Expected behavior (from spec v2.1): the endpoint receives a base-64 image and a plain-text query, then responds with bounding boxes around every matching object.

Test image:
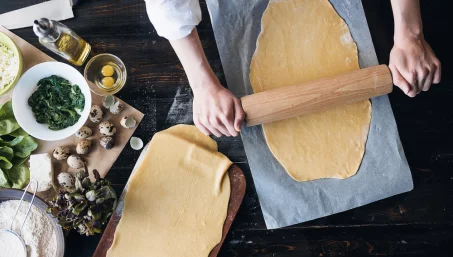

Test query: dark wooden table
[2,1,452,256]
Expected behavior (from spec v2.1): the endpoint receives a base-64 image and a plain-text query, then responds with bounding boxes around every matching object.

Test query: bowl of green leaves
[12,62,92,141]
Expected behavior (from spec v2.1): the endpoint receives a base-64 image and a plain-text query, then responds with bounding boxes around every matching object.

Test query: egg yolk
[101,65,115,77]
[102,77,115,88]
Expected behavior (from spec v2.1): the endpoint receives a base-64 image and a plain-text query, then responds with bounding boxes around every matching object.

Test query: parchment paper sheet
[206,0,413,229]
[0,0,74,30]
[0,26,144,201]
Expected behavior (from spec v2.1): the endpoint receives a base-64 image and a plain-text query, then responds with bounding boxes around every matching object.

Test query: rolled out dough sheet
[249,0,371,181]
[107,125,232,257]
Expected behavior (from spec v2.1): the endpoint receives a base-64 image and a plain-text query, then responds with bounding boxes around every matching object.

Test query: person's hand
[168,29,245,137]
[389,34,441,97]
[192,78,245,137]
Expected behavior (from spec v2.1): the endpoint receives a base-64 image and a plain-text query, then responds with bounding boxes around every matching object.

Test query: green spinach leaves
[28,75,85,130]
[0,101,37,189]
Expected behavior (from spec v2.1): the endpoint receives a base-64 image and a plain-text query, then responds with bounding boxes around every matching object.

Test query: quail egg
[75,126,92,139]
[100,136,115,150]
[57,172,75,189]
[89,105,103,123]
[99,121,116,136]
[67,155,84,169]
[53,146,71,161]
[76,139,92,155]
[109,100,124,115]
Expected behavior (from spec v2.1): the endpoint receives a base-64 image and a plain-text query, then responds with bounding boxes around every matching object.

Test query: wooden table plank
[1,0,452,256]
[220,225,453,256]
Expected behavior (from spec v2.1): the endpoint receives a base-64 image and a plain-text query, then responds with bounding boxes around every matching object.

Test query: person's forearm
[389,0,441,97]
[169,28,218,92]
[391,0,423,41]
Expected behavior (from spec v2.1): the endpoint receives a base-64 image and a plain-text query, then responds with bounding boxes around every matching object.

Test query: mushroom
[76,139,92,155]
[89,105,103,123]
[67,155,84,169]
[53,146,71,161]
[109,100,124,115]
[100,136,114,150]
[99,121,116,136]
[75,126,92,139]
[57,172,75,189]
[120,116,136,129]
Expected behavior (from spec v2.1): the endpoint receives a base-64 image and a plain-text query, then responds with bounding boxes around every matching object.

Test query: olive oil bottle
[33,18,91,66]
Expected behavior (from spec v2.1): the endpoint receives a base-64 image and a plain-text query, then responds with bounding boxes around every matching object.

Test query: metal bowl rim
[0,188,65,257]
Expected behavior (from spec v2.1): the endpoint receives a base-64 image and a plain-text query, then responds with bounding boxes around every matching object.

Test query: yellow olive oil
[33,18,91,66]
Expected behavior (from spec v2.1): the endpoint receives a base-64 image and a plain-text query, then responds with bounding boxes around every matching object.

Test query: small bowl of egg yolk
[84,53,127,96]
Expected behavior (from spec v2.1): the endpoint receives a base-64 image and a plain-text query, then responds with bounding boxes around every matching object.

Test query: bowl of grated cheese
[0,32,22,96]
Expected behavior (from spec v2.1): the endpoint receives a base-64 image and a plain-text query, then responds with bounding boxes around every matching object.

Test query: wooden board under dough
[93,164,246,257]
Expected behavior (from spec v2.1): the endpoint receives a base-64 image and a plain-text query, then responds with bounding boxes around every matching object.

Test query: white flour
[165,86,193,125]
[0,231,25,257]
[0,200,57,257]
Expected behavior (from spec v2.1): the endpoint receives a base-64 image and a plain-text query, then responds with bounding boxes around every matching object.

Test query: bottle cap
[33,18,53,38]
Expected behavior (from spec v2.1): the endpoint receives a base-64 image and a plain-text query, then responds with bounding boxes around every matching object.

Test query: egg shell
[130,137,144,150]
[102,95,115,108]
[109,101,124,115]
[120,116,136,128]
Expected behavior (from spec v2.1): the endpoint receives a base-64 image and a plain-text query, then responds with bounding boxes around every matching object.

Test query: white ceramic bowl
[12,62,92,141]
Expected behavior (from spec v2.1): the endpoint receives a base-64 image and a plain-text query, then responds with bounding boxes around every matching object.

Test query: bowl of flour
[0,189,64,257]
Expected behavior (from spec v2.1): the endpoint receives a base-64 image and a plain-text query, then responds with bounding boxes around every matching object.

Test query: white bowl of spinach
[12,62,92,141]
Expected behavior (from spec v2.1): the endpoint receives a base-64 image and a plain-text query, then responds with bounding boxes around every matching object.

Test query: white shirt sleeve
[144,0,202,40]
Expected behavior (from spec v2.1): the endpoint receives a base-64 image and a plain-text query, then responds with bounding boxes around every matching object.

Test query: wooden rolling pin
[241,64,393,126]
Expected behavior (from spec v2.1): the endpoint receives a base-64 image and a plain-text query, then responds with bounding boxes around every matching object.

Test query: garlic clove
[130,137,143,150]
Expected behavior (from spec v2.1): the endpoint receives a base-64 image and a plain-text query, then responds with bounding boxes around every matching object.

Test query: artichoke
[47,165,117,236]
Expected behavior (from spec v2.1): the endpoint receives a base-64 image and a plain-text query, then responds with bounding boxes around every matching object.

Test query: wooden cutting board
[0,26,144,201]
[93,164,246,257]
